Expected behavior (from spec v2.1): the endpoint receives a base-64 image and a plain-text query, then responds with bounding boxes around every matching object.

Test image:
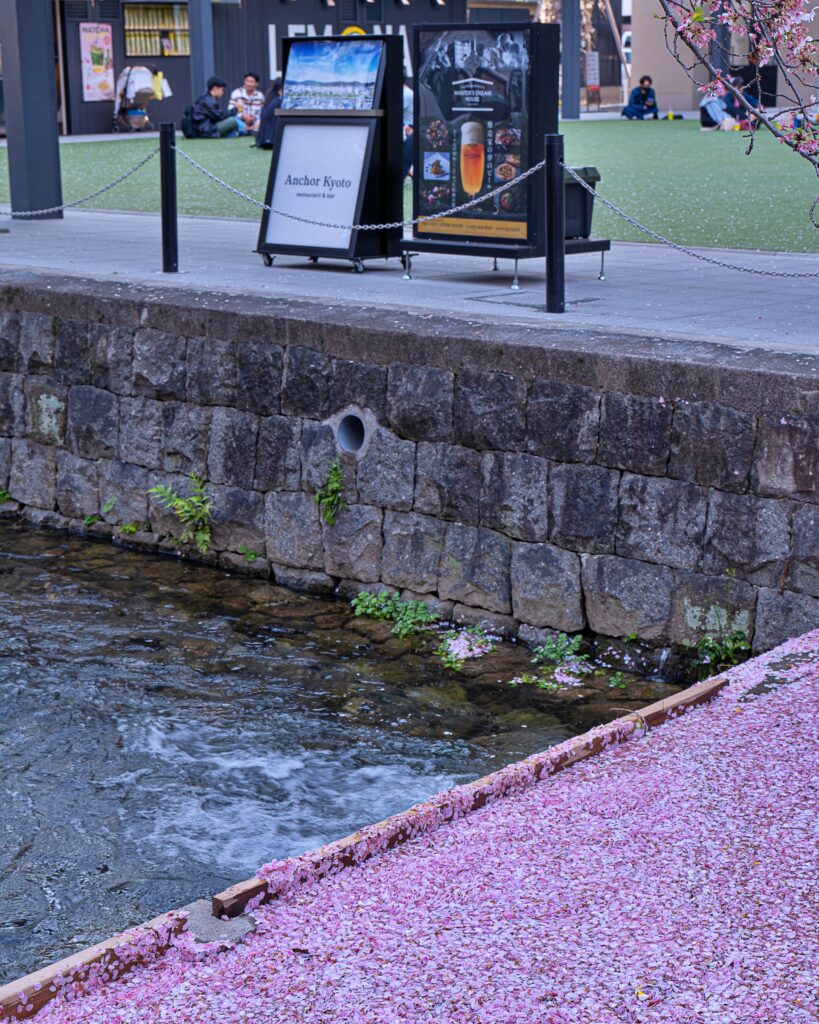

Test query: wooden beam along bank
[0,673,730,1022]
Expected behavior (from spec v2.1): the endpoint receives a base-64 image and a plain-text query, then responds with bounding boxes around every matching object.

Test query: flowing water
[0,523,681,984]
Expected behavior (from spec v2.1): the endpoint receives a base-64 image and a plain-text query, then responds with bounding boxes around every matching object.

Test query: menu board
[282,39,384,111]
[415,27,531,242]
[79,23,115,103]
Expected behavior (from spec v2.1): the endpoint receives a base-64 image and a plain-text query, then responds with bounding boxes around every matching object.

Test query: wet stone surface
[0,523,681,985]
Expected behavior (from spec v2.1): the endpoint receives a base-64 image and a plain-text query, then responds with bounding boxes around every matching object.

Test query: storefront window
[124,4,190,58]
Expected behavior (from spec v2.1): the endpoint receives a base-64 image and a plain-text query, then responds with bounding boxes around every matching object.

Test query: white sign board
[265,122,370,252]
[585,50,600,88]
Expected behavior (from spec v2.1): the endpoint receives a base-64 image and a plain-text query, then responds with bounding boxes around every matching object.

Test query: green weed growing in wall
[313,459,347,526]
[147,474,213,554]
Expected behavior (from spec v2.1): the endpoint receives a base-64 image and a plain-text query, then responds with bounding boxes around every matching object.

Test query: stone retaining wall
[1,274,818,655]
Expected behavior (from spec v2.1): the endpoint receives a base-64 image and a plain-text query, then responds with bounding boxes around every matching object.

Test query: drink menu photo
[414,26,532,242]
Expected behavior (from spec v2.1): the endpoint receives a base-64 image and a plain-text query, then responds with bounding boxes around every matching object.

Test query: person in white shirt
[230,72,265,134]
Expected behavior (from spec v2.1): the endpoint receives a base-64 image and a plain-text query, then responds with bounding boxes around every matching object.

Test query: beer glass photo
[459,121,485,199]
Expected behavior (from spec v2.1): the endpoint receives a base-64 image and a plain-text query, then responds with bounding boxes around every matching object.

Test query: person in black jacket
[190,76,250,138]
[622,76,659,120]
[255,78,283,149]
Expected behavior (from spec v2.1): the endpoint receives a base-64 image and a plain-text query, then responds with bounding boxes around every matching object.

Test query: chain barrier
[562,163,819,280]
[172,144,545,231]
[0,147,160,219]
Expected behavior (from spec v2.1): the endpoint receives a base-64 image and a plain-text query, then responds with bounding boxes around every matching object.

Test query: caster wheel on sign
[261,253,274,268]
[352,259,365,274]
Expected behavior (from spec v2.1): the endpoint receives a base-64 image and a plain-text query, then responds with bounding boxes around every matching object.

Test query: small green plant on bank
[238,544,261,564]
[608,671,627,690]
[147,473,213,554]
[507,672,561,693]
[531,632,588,668]
[102,497,117,515]
[82,514,100,528]
[119,522,139,535]
[351,591,437,639]
[313,459,347,526]
[623,632,639,644]
[687,625,751,681]
[0,489,11,504]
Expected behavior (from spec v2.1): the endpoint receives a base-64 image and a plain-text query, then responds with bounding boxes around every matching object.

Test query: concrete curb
[0,672,728,1021]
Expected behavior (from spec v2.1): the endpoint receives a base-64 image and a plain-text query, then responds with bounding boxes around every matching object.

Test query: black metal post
[545,134,565,314]
[160,123,178,273]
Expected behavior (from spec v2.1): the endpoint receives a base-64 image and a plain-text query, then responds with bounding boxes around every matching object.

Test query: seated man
[190,76,248,138]
[699,90,737,131]
[722,75,761,125]
[230,72,265,134]
[622,76,659,120]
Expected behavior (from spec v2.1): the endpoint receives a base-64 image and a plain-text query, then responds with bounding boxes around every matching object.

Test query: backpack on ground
[181,105,196,139]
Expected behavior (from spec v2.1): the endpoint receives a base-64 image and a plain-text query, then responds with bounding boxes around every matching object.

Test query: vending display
[124,4,190,58]
[412,23,559,247]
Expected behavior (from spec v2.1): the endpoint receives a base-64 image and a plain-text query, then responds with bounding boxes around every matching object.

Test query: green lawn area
[1,120,817,252]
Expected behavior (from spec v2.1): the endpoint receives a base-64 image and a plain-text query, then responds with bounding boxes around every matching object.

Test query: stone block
[381,510,445,593]
[56,452,99,519]
[67,385,118,459]
[255,415,302,491]
[236,339,283,416]
[0,373,25,435]
[452,604,518,638]
[186,337,237,407]
[323,504,383,581]
[356,427,415,511]
[329,360,387,420]
[218,550,270,577]
[549,463,619,554]
[282,347,330,418]
[789,504,819,597]
[701,491,790,587]
[414,442,482,524]
[162,403,211,476]
[54,318,93,384]
[510,541,584,631]
[0,438,10,487]
[598,392,672,476]
[453,369,526,450]
[132,328,187,400]
[92,326,133,395]
[9,439,56,509]
[439,524,511,614]
[265,490,324,570]
[582,554,674,639]
[118,396,164,468]
[668,571,757,646]
[752,413,819,502]
[0,312,19,372]
[387,363,453,442]
[272,564,337,594]
[98,460,149,525]
[208,407,259,488]
[669,401,755,492]
[525,379,600,463]
[616,474,707,570]
[753,588,819,652]
[23,507,68,530]
[24,378,67,446]
[18,313,54,374]
[480,451,549,542]
[209,484,266,553]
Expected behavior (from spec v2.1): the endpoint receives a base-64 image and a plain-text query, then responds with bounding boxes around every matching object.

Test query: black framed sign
[257,34,402,268]
[412,23,559,248]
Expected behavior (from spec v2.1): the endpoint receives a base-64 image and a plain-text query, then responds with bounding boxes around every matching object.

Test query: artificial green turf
[1,120,817,252]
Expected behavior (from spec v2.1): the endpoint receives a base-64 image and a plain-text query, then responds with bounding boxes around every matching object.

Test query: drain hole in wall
[337,414,366,453]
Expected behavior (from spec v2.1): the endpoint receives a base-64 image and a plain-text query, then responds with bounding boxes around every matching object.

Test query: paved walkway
[11,632,818,1024]
[0,210,817,355]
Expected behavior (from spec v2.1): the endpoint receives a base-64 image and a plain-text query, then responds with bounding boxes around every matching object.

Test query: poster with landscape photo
[282,39,383,111]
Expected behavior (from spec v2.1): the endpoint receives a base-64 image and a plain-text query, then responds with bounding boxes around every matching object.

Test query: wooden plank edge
[213,671,730,918]
[0,910,187,1023]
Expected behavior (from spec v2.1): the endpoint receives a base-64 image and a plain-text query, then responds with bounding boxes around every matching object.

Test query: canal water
[0,523,680,984]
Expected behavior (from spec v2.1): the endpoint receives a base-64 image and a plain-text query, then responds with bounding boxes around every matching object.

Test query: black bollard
[544,134,565,314]
[160,122,178,273]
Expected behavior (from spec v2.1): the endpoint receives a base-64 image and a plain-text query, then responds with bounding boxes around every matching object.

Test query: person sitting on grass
[230,72,265,134]
[622,75,659,120]
[255,78,283,150]
[699,90,738,132]
[190,76,249,138]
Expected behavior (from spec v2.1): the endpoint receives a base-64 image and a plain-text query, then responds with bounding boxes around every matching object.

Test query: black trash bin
[563,166,601,239]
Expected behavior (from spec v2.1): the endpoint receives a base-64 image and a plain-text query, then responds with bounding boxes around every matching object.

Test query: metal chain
[173,144,544,231]
[0,147,160,219]
[562,163,819,280]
